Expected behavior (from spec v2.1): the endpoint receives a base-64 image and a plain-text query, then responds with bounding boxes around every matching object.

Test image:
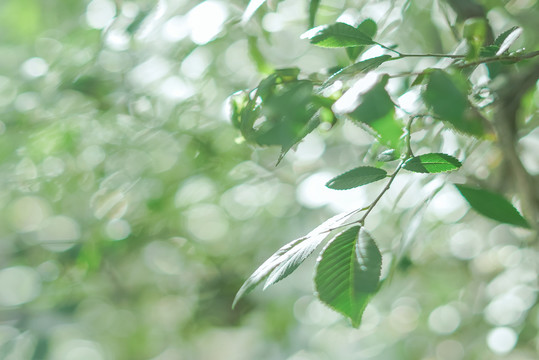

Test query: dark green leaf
[423,70,485,137]
[455,184,530,228]
[326,166,387,190]
[232,210,357,307]
[301,22,374,48]
[315,226,382,327]
[494,26,520,47]
[308,0,320,28]
[346,19,377,61]
[403,153,462,173]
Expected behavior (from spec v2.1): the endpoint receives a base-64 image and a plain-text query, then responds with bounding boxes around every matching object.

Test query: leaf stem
[358,116,416,225]
[456,50,539,69]
[359,161,404,225]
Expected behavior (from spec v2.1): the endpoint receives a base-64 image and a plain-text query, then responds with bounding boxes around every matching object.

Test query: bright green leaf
[301,22,374,48]
[315,226,382,327]
[403,153,462,173]
[455,184,530,229]
[326,166,387,190]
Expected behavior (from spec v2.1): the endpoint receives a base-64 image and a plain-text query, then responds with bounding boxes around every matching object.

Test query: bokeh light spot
[0,266,41,306]
[486,327,517,354]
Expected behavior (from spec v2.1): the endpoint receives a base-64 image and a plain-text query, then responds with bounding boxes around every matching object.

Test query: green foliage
[301,22,374,48]
[3,0,538,358]
[423,69,486,137]
[455,184,530,228]
[315,226,381,327]
[403,153,462,173]
[231,0,538,332]
[346,19,378,61]
[326,166,387,190]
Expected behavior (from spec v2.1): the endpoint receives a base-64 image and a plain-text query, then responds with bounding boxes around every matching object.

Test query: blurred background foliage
[0,0,537,359]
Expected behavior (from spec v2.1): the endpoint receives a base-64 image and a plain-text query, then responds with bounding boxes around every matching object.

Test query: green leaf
[347,19,377,61]
[301,22,374,48]
[323,55,392,89]
[315,226,382,327]
[455,184,530,229]
[403,153,462,173]
[263,209,357,288]
[308,0,320,28]
[334,75,403,149]
[423,69,485,137]
[232,210,357,307]
[326,166,387,190]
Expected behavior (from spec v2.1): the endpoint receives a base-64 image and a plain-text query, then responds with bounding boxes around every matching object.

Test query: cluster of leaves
[231,1,534,327]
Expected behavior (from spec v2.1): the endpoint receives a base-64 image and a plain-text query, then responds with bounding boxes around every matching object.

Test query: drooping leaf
[326,166,387,190]
[308,0,320,28]
[233,237,304,308]
[334,75,402,149]
[423,70,486,137]
[263,209,358,288]
[232,209,358,307]
[242,0,266,23]
[455,184,530,228]
[347,19,378,61]
[322,55,392,89]
[403,153,462,173]
[301,22,374,48]
[496,27,522,55]
[315,226,382,327]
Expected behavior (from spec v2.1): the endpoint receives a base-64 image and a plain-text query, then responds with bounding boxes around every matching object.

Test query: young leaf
[403,153,462,173]
[326,166,387,190]
[423,70,486,137]
[495,27,522,55]
[233,209,358,307]
[301,22,374,48]
[315,226,382,327]
[308,0,320,28]
[455,184,530,229]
